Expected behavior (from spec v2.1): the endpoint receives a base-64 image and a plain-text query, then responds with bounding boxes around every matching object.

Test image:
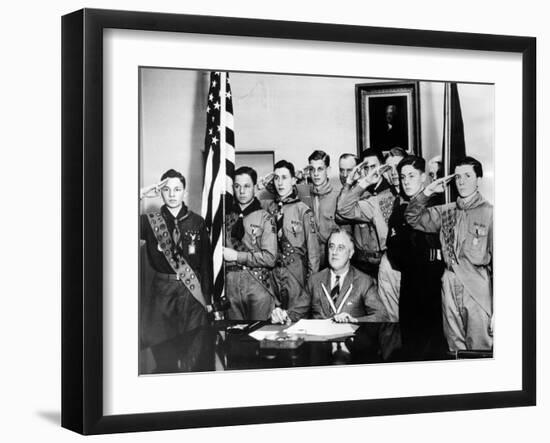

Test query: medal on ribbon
[188,233,197,255]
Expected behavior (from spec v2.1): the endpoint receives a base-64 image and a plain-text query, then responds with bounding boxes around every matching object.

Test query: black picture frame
[355,81,421,156]
[62,8,536,435]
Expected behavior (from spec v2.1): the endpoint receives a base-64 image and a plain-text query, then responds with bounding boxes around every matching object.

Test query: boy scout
[271,229,388,323]
[386,156,446,359]
[376,148,406,321]
[223,166,277,320]
[336,149,397,278]
[383,147,407,194]
[307,150,341,266]
[265,160,320,314]
[405,156,493,351]
[139,169,212,349]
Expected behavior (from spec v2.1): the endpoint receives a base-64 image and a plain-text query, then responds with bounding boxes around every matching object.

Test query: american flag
[201,72,235,308]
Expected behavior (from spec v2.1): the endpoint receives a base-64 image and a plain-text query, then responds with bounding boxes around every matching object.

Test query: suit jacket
[288,266,389,322]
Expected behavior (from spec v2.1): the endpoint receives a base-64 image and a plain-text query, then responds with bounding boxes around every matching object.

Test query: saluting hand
[346,162,364,186]
[423,174,455,196]
[257,172,275,190]
[378,164,393,182]
[140,178,168,200]
[356,165,382,189]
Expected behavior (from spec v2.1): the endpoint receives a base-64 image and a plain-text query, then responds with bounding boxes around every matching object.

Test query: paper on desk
[248,325,284,341]
[285,319,358,336]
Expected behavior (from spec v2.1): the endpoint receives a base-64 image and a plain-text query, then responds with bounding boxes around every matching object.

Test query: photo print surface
[138,67,494,375]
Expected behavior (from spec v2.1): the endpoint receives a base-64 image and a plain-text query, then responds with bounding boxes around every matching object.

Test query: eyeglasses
[328,244,347,253]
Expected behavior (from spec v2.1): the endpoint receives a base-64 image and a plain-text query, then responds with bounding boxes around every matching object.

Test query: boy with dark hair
[306,149,341,266]
[384,155,447,359]
[223,166,278,320]
[405,155,493,352]
[139,169,213,368]
[266,160,320,317]
[336,148,397,278]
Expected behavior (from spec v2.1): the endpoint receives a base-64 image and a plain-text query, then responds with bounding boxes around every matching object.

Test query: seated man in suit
[271,228,388,324]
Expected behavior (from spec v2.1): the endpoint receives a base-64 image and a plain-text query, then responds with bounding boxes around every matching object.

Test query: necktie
[232,212,245,241]
[331,275,340,302]
[276,201,284,241]
[172,224,181,248]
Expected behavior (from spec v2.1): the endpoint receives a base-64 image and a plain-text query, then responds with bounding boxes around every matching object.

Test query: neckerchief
[311,179,333,197]
[161,204,189,259]
[456,191,485,210]
[230,198,262,241]
[311,179,333,228]
[275,189,299,242]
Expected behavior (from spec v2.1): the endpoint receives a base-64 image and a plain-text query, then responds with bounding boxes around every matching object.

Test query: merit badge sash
[441,205,458,265]
[377,192,396,224]
[147,212,207,308]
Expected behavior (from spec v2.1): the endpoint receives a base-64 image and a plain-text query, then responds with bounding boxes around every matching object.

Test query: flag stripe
[201,71,236,306]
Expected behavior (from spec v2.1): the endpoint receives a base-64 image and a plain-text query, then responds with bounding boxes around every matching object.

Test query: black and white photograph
[138,68,494,374]
[53,4,540,438]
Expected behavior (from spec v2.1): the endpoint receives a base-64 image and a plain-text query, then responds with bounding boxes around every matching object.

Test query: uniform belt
[428,248,442,262]
[155,272,182,281]
[226,264,264,272]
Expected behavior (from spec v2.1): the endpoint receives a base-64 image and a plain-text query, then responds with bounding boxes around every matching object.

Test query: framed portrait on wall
[356,81,421,156]
[62,8,536,435]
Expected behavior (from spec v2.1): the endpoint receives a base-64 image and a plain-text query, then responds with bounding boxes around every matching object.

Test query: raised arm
[404,192,443,234]
[336,184,378,222]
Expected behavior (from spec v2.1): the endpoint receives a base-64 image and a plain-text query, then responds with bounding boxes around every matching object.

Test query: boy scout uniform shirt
[225,208,277,269]
[265,198,321,279]
[140,206,213,304]
[336,179,396,256]
[309,182,341,245]
[405,191,493,315]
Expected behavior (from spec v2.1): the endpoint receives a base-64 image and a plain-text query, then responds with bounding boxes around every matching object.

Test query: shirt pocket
[464,222,489,264]
[285,222,304,242]
[247,224,264,245]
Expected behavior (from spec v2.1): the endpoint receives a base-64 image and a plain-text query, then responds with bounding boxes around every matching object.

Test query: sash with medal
[276,228,307,293]
[147,212,207,308]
